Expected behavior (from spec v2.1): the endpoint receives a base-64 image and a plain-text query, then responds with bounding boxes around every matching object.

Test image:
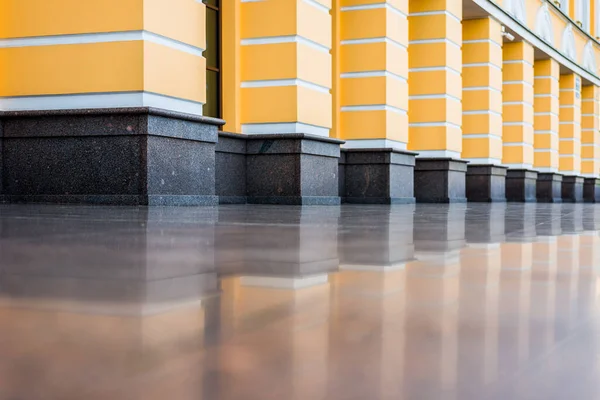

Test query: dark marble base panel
[505,169,538,202]
[537,173,563,203]
[0,108,223,206]
[466,164,507,202]
[584,178,600,203]
[340,148,416,204]
[216,132,343,205]
[414,158,468,203]
[561,175,584,203]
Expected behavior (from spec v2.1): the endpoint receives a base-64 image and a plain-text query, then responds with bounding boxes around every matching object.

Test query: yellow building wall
[581,85,600,175]
[462,17,503,164]
[408,0,463,157]
[503,41,535,168]
[558,73,582,174]
[0,0,207,115]
[534,59,561,171]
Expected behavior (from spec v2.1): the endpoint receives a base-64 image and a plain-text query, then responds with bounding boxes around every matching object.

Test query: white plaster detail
[504,0,526,22]
[241,122,330,136]
[561,24,577,61]
[343,139,408,151]
[535,3,555,45]
[582,41,597,73]
[0,92,204,115]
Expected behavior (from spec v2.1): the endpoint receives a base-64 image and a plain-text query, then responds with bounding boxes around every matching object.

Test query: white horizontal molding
[241,122,330,137]
[0,91,204,115]
[463,38,502,48]
[415,149,462,158]
[0,30,205,56]
[463,157,503,164]
[534,149,559,153]
[534,130,559,135]
[341,104,407,114]
[503,142,534,147]
[341,37,407,50]
[302,0,330,13]
[534,75,559,81]
[463,110,502,116]
[463,62,502,70]
[463,86,502,93]
[341,2,407,18]
[409,94,461,102]
[409,65,461,75]
[241,35,330,53]
[534,112,560,116]
[341,70,407,82]
[342,139,408,151]
[463,133,502,139]
[504,121,533,126]
[503,60,534,67]
[503,163,534,169]
[503,101,534,106]
[536,167,559,172]
[409,10,461,24]
[409,121,461,129]
[503,80,533,87]
[409,38,461,49]
[241,79,330,93]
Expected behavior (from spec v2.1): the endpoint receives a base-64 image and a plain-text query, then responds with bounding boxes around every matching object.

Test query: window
[203,0,221,118]
[561,0,569,14]
[576,0,590,30]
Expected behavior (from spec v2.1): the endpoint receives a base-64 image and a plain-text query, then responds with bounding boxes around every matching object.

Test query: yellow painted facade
[2,0,600,177]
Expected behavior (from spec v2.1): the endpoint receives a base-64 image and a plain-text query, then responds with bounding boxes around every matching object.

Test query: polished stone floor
[1,203,600,399]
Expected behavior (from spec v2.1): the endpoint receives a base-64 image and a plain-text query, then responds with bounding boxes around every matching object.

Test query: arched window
[203,0,221,118]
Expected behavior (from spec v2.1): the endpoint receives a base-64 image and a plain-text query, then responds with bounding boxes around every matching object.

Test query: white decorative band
[559,88,578,92]
[534,149,559,153]
[534,112,559,116]
[341,2,407,18]
[503,60,534,67]
[409,66,461,75]
[342,139,408,151]
[0,30,205,56]
[241,79,330,93]
[503,80,533,86]
[463,62,502,71]
[463,157,503,164]
[534,94,559,98]
[463,39,502,48]
[409,10,461,23]
[341,70,407,82]
[409,38,461,49]
[559,121,581,125]
[503,101,534,106]
[535,167,559,172]
[503,142,534,147]
[341,37,407,50]
[534,130,559,135]
[341,105,407,114]
[534,75,559,81]
[463,86,502,93]
[559,138,582,142]
[241,122,330,137]
[0,91,204,115]
[503,163,534,169]
[581,113,596,116]
[409,94,461,102]
[463,134,502,139]
[241,35,330,53]
[409,122,461,129]
[415,150,462,158]
[463,110,502,116]
[302,0,331,13]
[503,122,533,126]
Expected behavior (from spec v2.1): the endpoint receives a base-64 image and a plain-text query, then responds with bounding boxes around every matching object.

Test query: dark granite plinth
[414,158,467,203]
[536,173,563,203]
[561,175,584,203]
[245,133,342,205]
[584,178,600,203]
[0,108,222,205]
[340,148,416,204]
[505,169,538,202]
[216,132,247,204]
[466,164,507,202]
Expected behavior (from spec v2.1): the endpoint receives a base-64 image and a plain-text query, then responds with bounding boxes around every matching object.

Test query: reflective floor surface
[1,203,600,399]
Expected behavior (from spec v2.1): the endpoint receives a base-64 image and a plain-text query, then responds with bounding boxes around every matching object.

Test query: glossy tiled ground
[1,204,600,399]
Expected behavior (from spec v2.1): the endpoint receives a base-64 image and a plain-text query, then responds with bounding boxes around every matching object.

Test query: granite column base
[584,178,600,203]
[339,148,416,204]
[0,108,222,205]
[536,173,563,203]
[465,164,507,202]
[505,169,538,202]
[215,132,342,205]
[561,175,584,203]
[414,158,468,203]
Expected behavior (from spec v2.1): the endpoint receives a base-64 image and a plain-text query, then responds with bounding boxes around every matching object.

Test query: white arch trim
[535,3,555,45]
[561,24,577,60]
